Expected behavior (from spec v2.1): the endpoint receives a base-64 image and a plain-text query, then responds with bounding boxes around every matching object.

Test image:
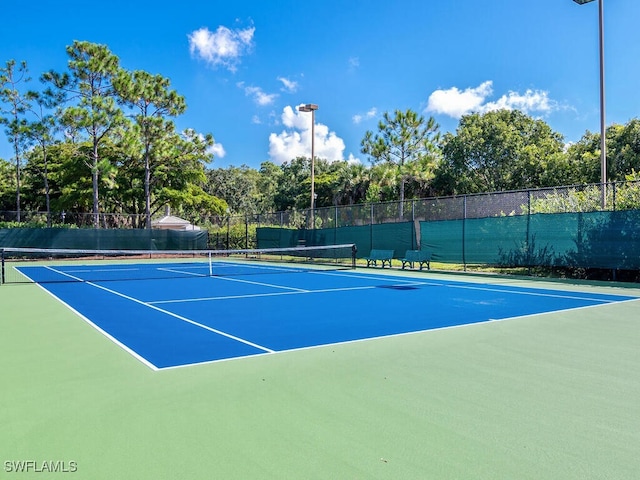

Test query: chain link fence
[3,181,640,251]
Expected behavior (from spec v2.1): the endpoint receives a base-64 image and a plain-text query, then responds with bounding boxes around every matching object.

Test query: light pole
[299,103,319,227]
[573,0,606,207]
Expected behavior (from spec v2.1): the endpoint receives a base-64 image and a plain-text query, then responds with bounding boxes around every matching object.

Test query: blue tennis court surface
[19,261,638,370]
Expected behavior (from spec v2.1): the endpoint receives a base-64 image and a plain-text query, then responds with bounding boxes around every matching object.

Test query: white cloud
[188,25,255,72]
[209,142,226,158]
[277,76,298,93]
[268,105,347,165]
[426,80,557,119]
[353,107,378,124]
[241,85,277,106]
[346,153,362,165]
[426,81,493,118]
[484,89,555,114]
[348,57,360,71]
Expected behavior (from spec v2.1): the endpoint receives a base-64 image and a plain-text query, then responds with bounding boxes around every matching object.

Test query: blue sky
[1,0,639,170]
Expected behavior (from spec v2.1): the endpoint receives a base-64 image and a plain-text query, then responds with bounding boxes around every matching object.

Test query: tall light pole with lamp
[299,103,319,227]
[573,0,607,207]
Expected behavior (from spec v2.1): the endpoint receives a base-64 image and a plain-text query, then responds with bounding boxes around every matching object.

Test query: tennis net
[0,244,357,284]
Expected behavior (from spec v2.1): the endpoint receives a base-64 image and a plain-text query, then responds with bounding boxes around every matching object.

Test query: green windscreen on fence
[256,222,416,259]
[528,213,578,267]
[420,210,640,270]
[369,222,416,258]
[422,218,532,266]
[558,210,640,269]
[464,216,529,265]
[420,219,464,264]
[0,228,208,250]
[257,211,640,270]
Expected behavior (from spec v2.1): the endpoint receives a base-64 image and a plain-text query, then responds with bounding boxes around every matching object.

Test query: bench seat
[365,249,394,268]
[400,250,431,270]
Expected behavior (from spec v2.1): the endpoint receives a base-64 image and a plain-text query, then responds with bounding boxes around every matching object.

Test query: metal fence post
[370,203,374,250]
[526,190,532,274]
[612,182,617,211]
[334,206,338,245]
[462,195,467,271]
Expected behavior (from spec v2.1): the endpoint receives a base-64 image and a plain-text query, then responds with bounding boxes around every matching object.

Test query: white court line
[309,270,420,282]
[44,265,86,279]
[150,284,379,304]
[207,273,310,292]
[306,269,627,303]
[148,271,621,306]
[42,265,275,355]
[440,282,622,303]
[65,267,142,273]
[157,267,208,277]
[211,261,304,273]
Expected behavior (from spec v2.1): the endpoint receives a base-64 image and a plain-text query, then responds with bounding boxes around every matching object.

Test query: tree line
[204,109,640,217]
[2,41,640,228]
[0,42,220,228]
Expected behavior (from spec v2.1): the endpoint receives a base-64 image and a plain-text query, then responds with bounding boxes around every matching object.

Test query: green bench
[400,250,431,270]
[365,249,394,268]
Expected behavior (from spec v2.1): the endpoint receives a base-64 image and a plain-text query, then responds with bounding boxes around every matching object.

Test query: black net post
[1,249,4,285]
[351,244,358,269]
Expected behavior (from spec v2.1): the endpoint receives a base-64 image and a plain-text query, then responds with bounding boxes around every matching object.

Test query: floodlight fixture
[299,104,318,112]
